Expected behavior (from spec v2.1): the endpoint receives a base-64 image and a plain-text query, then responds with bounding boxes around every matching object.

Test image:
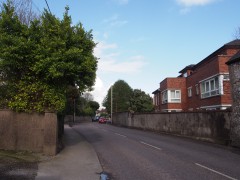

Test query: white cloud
[176,0,218,14]
[92,40,146,107]
[91,76,105,107]
[176,0,217,7]
[103,14,128,28]
[94,41,146,74]
[114,0,129,5]
[180,7,191,14]
[94,41,118,58]
[99,59,146,73]
[103,32,109,39]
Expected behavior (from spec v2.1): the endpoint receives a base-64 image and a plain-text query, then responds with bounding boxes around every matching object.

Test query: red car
[98,117,107,124]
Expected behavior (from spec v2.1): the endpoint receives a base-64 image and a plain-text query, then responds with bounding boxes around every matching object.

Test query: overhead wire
[44,0,51,14]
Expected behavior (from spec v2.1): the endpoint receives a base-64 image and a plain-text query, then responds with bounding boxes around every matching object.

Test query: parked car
[98,117,107,124]
[92,116,100,122]
[106,118,112,124]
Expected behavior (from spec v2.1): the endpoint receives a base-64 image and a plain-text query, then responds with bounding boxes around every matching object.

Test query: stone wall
[228,61,240,147]
[113,111,231,144]
[64,115,92,123]
[0,110,58,155]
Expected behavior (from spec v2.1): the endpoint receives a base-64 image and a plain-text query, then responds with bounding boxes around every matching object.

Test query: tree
[129,89,154,112]
[0,2,97,112]
[82,92,94,102]
[234,27,240,39]
[103,80,133,113]
[88,101,100,112]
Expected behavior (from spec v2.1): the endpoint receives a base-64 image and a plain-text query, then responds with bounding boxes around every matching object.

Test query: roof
[152,89,160,94]
[193,39,240,70]
[225,39,240,46]
[226,50,240,65]
[179,64,195,74]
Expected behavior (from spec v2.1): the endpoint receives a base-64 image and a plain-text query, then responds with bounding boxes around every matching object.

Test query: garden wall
[0,110,58,155]
[113,111,231,144]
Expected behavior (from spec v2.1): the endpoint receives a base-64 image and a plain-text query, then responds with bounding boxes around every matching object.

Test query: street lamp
[73,98,75,123]
[111,85,113,123]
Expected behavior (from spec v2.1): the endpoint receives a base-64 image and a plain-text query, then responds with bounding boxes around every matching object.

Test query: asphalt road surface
[73,123,240,180]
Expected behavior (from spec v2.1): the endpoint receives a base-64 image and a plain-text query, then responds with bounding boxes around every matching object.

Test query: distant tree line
[103,80,154,114]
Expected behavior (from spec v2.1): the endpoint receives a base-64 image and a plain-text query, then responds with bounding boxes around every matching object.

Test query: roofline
[193,40,240,70]
[226,50,240,65]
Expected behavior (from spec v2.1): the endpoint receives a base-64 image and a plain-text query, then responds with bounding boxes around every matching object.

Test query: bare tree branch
[1,0,40,25]
[233,27,240,40]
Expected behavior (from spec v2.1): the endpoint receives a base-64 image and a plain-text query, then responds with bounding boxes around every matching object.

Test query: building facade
[153,40,240,112]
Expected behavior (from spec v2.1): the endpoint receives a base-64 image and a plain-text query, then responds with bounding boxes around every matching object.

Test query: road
[73,122,240,180]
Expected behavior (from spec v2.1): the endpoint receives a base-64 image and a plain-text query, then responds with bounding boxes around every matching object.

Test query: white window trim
[169,89,181,103]
[161,90,168,104]
[187,87,192,97]
[161,89,181,104]
[195,84,199,95]
[200,75,224,99]
[200,104,231,110]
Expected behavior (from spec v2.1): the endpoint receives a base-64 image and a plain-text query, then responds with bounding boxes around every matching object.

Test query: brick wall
[0,110,58,155]
[160,78,187,111]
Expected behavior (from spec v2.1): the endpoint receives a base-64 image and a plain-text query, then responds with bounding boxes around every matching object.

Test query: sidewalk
[36,124,102,180]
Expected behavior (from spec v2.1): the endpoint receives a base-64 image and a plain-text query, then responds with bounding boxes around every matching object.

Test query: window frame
[187,87,192,97]
[170,90,181,102]
[195,84,199,95]
[200,76,220,99]
[161,89,181,104]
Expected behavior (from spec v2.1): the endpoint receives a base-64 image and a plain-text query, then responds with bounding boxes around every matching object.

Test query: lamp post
[111,85,113,123]
[73,98,76,123]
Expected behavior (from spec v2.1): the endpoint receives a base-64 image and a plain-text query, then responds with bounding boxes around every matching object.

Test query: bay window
[200,76,221,98]
[162,89,181,104]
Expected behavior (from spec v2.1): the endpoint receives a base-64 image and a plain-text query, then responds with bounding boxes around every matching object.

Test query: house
[153,39,240,112]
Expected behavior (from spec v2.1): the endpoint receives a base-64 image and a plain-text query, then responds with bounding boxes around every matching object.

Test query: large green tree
[103,80,133,113]
[129,89,154,112]
[0,1,97,112]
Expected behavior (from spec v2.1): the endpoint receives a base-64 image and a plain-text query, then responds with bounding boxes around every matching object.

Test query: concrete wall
[113,111,231,144]
[64,115,92,123]
[0,110,58,155]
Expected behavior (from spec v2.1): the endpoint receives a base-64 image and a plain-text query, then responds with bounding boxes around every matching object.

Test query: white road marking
[140,141,162,151]
[114,133,127,138]
[195,163,237,180]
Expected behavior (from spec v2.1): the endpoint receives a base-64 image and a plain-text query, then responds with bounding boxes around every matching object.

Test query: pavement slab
[36,124,102,180]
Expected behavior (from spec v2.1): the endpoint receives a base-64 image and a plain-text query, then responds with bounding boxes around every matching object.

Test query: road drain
[100,172,110,180]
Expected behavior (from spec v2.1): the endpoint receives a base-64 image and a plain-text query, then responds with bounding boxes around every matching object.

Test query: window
[162,91,168,104]
[195,84,199,95]
[200,76,220,98]
[187,87,192,97]
[170,90,181,102]
[223,74,229,81]
[161,90,181,104]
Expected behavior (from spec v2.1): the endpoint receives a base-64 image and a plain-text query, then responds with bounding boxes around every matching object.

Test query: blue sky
[3,0,240,107]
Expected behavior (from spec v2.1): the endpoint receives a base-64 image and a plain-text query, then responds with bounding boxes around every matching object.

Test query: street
[73,122,240,180]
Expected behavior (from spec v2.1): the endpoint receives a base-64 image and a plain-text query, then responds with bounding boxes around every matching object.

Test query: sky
[2,0,240,108]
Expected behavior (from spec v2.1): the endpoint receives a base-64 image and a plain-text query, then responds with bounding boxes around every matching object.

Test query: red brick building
[153,40,240,112]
